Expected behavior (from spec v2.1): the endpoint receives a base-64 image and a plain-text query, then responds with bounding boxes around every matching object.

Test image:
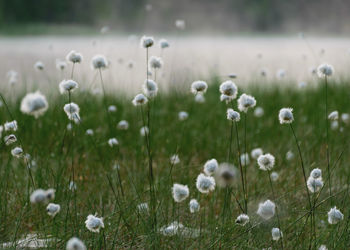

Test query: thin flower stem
[325,75,333,205]
[70,63,75,79]
[268,171,284,249]
[243,113,248,212]
[234,122,247,213]
[98,68,112,131]
[227,121,234,162]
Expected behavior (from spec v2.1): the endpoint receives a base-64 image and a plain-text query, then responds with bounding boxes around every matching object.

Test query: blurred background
[0,0,350,35]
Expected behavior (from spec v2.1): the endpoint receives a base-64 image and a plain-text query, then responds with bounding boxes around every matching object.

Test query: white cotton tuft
[219,80,237,100]
[108,138,119,147]
[85,214,104,233]
[240,153,250,166]
[140,126,149,137]
[227,108,240,122]
[251,148,263,159]
[66,237,86,250]
[108,105,117,112]
[172,183,189,203]
[307,177,323,193]
[63,103,80,121]
[20,91,48,118]
[140,36,154,48]
[237,94,256,113]
[56,60,67,71]
[328,111,339,121]
[4,134,17,145]
[286,150,294,161]
[194,93,205,103]
[310,168,322,179]
[254,107,264,117]
[257,199,276,220]
[196,173,216,193]
[143,79,158,98]
[216,163,238,188]
[178,111,189,121]
[132,93,148,106]
[4,120,18,132]
[327,206,344,224]
[189,199,200,213]
[170,154,180,165]
[148,56,163,69]
[34,61,44,71]
[59,80,78,94]
[317,63,334,77]
[159,39,170,49]
[203,159,218,176]
[66,50,83,63]
[11,147,23,158]
[235,214,249,226]
[279,108,294,124]
[91,54,108,69]
[175,20,186,30]
[117,120,129,130]
[46,203,61,217]
[257,153,275,171]
[271,227,283,241]
[270,171,279,181]
[137,203,149,213]
[191,81,208,95]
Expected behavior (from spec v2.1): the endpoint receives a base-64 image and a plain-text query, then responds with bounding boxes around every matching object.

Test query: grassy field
[0,75,349,249]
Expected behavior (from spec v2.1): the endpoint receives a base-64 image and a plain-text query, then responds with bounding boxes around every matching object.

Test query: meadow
[0,36,350,249]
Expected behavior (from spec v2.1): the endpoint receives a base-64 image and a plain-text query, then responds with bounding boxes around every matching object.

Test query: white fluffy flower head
[132,93,148,106]
[85,214,104,233]
[91,54,108,69]
[47,203,61,217]
[140,36,154,48]
[66,237,86,250]
[143,79,158,98]
[235,214,250,226]
[317,63,334,77]
[4,120,18,131]
[20,91,48,118]
[257,199,276,220]
[66,50,83,63]
[307,176,323,193]
[189,199,200,213]
[172,183,189,202]
[251,148,263,159]
[328,111,338,121]
[237,94,256,113]
[279,108,294,124]
[227,108,240,122]
[159,39,169,49]
[272,227,283,241]
[219,80,237,99]
[117,120,129,130]
[64,103,80,121]
[328,206,344,224]
[196,173,216,193]
[34,61,44,71]
[59,80,78,94]
[203,159,218,176]
[178,111,189,121]
[191,81,208,95]
[148,56,163,69]
[257,153,275,171]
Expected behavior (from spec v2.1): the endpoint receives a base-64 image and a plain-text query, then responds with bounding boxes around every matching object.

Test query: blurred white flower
[160,221,183,236]
[317,63,334,77]
[172,183,189,202]
[66,50,83,63]
[219,80,237,100]
[216,163,238,188]
[46,203,60,217]
[143,79,158,98]
[328,111,339,120]
[237,94,256,113]
[257,153,275,171]
[257,200,275,220]
[196,173,215,193]
[108,138,119,147]
[30,189,55,204]
[341,113,350,124]
[67,123,73,131]
[56,60,67,71]
[228,73,237,79]
[203,159,218,176]
[327,207,344,224]
[279,108,294,124]
[117,120,129,130]
[175,19,185,30]
[85,214,104,233]
[178,111,189,121]
[251,148,263,159]
[59,80,78,94]
[260,68,268,77]
[4,134,17,145]
[189,199,200,213]
[310,168,322,179]
[276,69,286,79]
[298,81,307,88]
[100,26,110,34]
[191,81,208,95]
[235,214,249,226]
[4,120,18,131]
[66,237,86,250]
[108,105,117,112]
[310,67,317,75]
[307,176,323,193]
[331,121,339,130]
[240,153,250,166]
[159,39,169,49]
[132,93,148,106]
[148,56,163,69]
[11,147,23,158]
[286,150,294,161]
[227,108,240,122]
[272,227,283,241]
[140,36,154,48]
[63,103,80,121]
[20,91,48,118]
[34,61,44,71]
[318,245,328,250]
[140,126,149,136]
[86,129,94,136]
[270,171,279,181]
[170,154,180,165]
[91,54,108,69]
[254,107,264,117]
[194,93,205,103]
[137,203,149,213]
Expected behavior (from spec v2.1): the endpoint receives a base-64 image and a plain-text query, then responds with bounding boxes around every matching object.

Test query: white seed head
[251,148,263,159]
[117,120,129,130]
[140,126,149,137]
[86,129,94,135]
[341,113,350,124]
[270,171,279,181]
[66,237,86,250]
[257,153,275,171]
[219,80,237,98]
[4,134,17,145]
[11,147,23,158]
[272,227,283,241]
[108,105,117,112]
[327,206,344,224]
[108,138,119,147]
[279,108,294,124]
[254,107,264,117]
[216,163,238,188]
[189,199,200,213]
[203,159,218,176]
[91,54,108,69]
[85,214,104,233]
[240,153,250,166]
[286,150,294,161]
[194,93,205,103]
[34,61,44,71]
[317,63,334,77]
[331,120,339,130]
[196,173,216,193]
[170,154,180,165]
[328,111,339,121]
[257,199,276,220]
[172,183,189,203]
[47,203,61,217]
[237,94,256,113]
[276,69,286,79]
[56,60,67,71]
[132,93,148,106]
[30,189,47,203]
[159,39,170,49]
[20,91,48,118]
[4,120,18,131]
[310,168,322,179]
[175,19,186,30]
[178,111,189,121]
[66,50,83,63]
[143,79,158,98]
[307,177,323,193]
[235,214,249,226]
[63,103,80,121]
[227,108,240,122]
[148,56,163,69]
[140,36,154,48]
[191,81,208,95]
[59,80,78,94]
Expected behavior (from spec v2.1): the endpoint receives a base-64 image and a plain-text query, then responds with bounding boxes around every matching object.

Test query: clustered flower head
[148,56,163,69]
[59,80,78,94]
[140,36,154,48]
[235,214,250,226]
[56,60,67,71]
[327,206,344,224]
[227,108,240,122]
[132,93,148,106]
[4,134,17,145]
[257,153,275,171]
[317,63,334,77]
[66,237,86,250]
[203,159,218,176]
[4,120,18,131]
[189,199,200,213]
[91,54,108,69]
[66,50,83,63]
[20,91,48,118]
[117,120,129,130]
[237,94,256,113]
[85,214,104,233]
[272,227,283,241]
[251,148,263,159]
[178,111,189,121]
[191,81,208,95]
[143,79,158,98]
[64,102,80,122]
[328,111,339,121]
[219,80,238,103]
[172,183,189,202]
[196,173,216,193]
[216,163,237,187]
[108,138,119,147]
[307,168,323,193]
[279,108,294,124]
[170,154,180,165]
[47,203,61,217]
[30,188,55,204]
[257,199,276,220]
[159,39,169,49]
[34,61,44,71]
[11,147,23,158]
[140,126,149,136]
